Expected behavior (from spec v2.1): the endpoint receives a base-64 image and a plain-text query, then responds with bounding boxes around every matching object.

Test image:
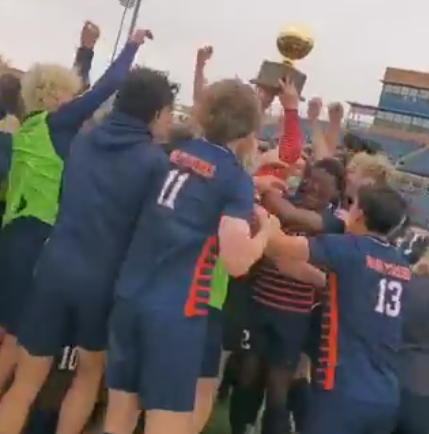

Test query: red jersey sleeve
[278,109,303,165]
[255,109,302,180]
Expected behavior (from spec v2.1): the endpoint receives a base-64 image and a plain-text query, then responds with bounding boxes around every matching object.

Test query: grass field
[203,401,231,434]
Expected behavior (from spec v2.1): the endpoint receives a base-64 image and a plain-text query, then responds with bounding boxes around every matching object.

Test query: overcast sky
[0,0,428,110]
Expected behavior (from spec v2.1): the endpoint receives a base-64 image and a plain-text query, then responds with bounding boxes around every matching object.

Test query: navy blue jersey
[308,234,411,404]
[35,111,169,293]
[114,138,254,316]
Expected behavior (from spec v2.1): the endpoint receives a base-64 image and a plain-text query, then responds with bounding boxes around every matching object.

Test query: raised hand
[255,85,276,112]
[196,46,213,67]
[81,21,100,49]
[278,76,299,111]
[328,102,344,125]
[307,97,323,122]
[129,29,153,45]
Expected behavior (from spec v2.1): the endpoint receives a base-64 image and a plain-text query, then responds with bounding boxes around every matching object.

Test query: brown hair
[198,79,260,145]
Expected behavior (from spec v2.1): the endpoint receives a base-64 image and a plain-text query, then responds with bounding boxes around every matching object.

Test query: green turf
[203,400,231,434]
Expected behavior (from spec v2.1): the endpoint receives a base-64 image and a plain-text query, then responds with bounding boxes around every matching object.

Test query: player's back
[36,112,168,291]
[115,138,254,314]
[315,234,411,404]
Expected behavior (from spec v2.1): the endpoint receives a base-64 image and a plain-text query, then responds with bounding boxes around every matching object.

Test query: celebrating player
[0,23,142,403]
[0,31,160,434]
[103,78,279,434]
[267,184,411,434]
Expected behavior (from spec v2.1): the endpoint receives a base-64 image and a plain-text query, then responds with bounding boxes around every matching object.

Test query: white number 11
[157,169,189,209]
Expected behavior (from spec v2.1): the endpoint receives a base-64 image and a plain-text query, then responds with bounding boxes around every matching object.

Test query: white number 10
[375,278,403,318]
[157,169,189,209]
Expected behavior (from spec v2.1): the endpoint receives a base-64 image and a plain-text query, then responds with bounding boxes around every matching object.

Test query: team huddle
[0,19,426,434]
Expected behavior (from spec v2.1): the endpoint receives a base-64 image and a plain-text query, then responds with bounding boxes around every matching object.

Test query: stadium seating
[392,175,429,228]
[261,118,421,163]
[348,131,424,163]
[396,148,429,177]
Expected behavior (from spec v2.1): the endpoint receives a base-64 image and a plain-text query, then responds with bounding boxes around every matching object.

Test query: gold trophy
[252,25,314,95]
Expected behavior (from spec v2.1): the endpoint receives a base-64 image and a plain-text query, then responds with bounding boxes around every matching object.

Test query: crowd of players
[0,19,427,434]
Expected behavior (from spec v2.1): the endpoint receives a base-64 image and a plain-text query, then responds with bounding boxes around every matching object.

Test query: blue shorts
[200,306,223,379]
[248,299,311,371]
[18,257,113,355]
[302,389,398,434]
[105,297,207,412]
[0,217,51,336]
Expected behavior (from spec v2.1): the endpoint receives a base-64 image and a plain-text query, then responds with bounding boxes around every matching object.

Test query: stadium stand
[392,173,429,228]
[396,147,429,177]
[352,131,424,163]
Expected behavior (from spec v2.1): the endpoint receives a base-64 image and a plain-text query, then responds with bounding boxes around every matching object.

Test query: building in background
[346,67,429,230]
[347,67,429,145]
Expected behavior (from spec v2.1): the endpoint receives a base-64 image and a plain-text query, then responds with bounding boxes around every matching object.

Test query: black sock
[288,378,311,433]
[262,401,291,434]
[25,409,59,434]
[230,383,264,434]
[230,386,251,434]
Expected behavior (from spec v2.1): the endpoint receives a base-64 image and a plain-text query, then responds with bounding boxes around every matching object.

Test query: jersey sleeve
[222,169,254,221]
[278,109,303,165]
[321,209,345,233]
[308,234,356,273]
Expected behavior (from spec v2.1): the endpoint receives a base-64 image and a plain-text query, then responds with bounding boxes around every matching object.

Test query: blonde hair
[21,63,82,113]
[413,247,429,275]
[347,152,393,184]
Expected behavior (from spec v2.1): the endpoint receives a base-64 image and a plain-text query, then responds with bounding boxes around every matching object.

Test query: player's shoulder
[132,139,169,171]
[171,138,247,180]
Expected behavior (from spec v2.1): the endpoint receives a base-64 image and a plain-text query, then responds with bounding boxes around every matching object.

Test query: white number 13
[157,169,189,209]
[375,278,403,317]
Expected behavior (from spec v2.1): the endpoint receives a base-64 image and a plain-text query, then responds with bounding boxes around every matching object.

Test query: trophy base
[251,60,307,95]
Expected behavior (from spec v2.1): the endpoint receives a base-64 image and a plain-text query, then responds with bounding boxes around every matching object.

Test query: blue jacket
[34,109,169,294]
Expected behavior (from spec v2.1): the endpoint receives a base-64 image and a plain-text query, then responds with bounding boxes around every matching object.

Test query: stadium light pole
[111,0,136,63]
[127,0,143,38]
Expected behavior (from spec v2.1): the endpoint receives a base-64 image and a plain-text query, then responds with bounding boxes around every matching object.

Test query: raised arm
[255,78,302,179]
[277,77,303,165]
[193,46,212,105]
[49,29,153,131]
[72,21,100,90]
[324,102,343,154]
[307,97,331,161]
